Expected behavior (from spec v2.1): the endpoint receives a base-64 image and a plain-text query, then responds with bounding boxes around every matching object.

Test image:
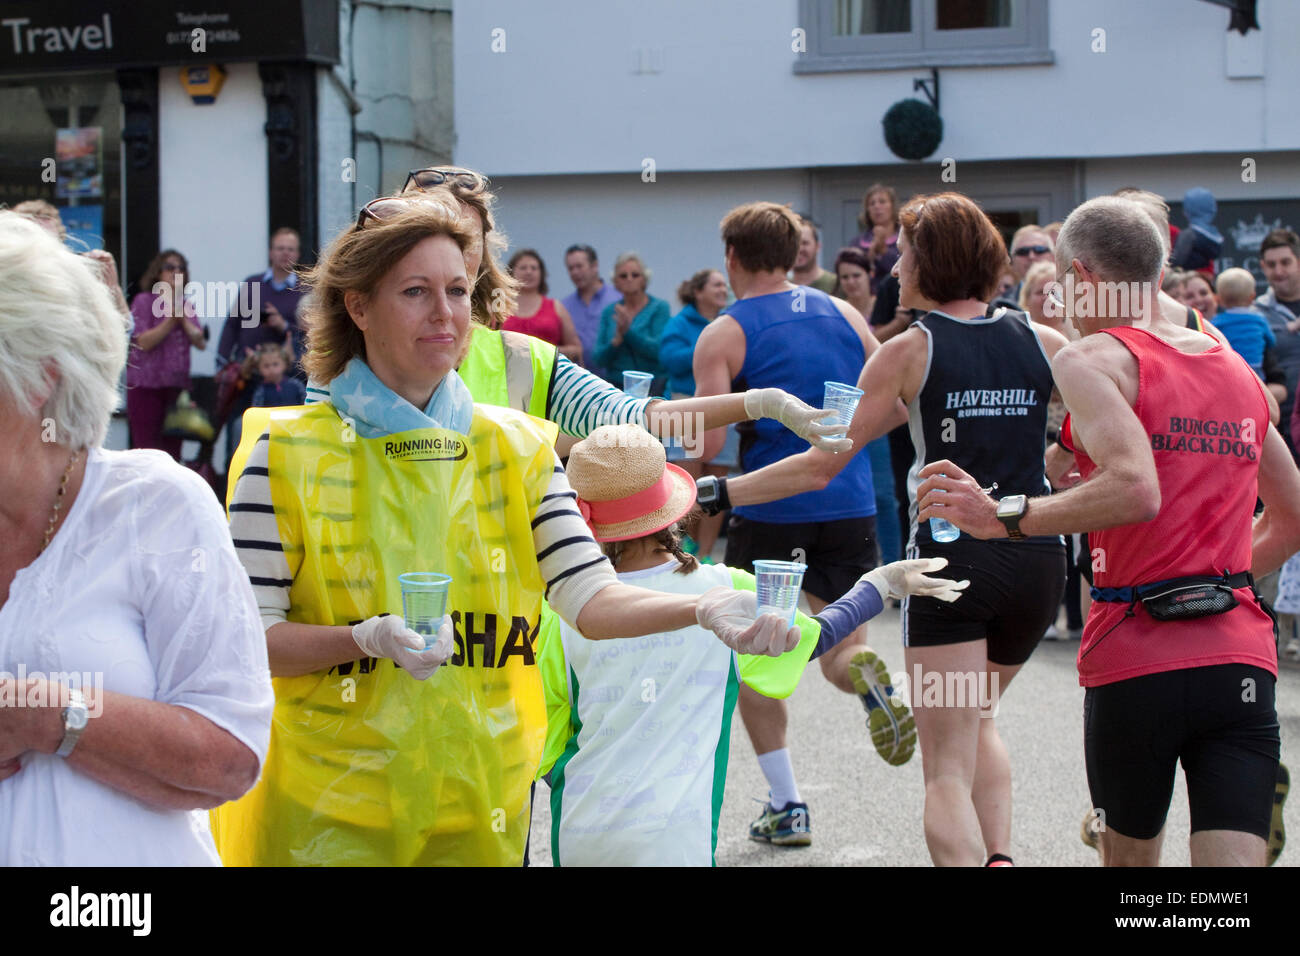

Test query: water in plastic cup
[398,572,452,648]
[928,473,961,542]
[821,381,864,441]
[752,560,807,627]
[623,371,654,399]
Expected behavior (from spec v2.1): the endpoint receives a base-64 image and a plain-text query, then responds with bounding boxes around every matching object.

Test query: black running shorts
[903,537,1065,665]
[1083,663,1280,841]
[724,514,877,604]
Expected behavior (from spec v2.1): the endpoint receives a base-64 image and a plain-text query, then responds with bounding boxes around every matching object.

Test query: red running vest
[1062,326,1277,687]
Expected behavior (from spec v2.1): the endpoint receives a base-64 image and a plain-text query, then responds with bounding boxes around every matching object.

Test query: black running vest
[906,309,1056,548]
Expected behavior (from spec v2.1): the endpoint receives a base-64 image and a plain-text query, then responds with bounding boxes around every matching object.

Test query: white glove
[862,557,969,603]
[352,613,454,681]
[696,586,801,657]
[744,388,854,454]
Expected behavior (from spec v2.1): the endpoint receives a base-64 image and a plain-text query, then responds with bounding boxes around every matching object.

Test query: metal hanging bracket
[913,68,940,113]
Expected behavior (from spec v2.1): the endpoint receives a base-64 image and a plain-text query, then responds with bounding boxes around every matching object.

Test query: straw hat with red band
[566,424,698,542]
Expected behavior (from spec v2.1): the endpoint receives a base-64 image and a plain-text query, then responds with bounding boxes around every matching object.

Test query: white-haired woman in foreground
[0,211,274,865]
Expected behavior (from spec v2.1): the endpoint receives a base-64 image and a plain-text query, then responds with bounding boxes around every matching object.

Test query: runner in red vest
[916,196,1300,867]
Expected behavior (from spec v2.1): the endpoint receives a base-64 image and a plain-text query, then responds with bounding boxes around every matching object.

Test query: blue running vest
[729,288,874,524]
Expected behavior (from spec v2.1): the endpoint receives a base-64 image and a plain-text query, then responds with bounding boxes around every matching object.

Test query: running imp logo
[383,436,467,462]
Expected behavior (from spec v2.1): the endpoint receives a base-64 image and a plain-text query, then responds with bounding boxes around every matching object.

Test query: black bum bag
[1092,571,1274,628]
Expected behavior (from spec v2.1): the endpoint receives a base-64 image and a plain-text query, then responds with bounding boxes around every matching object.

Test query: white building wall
[1084,152,1300,203]
[350,0,454,196]
[318,66,357,246]
[455,0,1300,176]
[158,61,267,377]
[490,169,809,310]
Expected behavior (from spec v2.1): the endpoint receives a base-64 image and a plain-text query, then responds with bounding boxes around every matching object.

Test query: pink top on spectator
[502,297,563,346]
[127,292,197,389]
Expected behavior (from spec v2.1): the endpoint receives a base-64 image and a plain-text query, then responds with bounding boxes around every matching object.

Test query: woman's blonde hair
[397,178,518,330]
[1019,260,1056,311]
[300,197,476,384]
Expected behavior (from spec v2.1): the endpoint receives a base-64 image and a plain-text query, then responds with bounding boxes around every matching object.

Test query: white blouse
[0,447,274,866]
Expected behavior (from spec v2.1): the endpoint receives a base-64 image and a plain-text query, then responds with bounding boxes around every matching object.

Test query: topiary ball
[882,98,943,161]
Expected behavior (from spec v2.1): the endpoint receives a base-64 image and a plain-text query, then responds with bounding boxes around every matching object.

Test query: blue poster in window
[60,204,103,252]
[55,127,103,199]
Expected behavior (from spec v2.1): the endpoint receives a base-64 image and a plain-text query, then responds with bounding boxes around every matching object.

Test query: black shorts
[724,514,877,604]
[1084,664,1279,840]
[903,537,1065,665]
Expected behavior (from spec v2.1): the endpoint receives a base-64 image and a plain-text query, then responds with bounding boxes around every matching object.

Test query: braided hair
[601,511,702,575]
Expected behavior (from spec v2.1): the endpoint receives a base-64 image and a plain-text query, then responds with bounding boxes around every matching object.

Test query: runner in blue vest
[693,201,910,846]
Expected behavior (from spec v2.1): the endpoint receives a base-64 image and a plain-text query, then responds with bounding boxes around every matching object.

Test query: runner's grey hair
[1056,197,1167,288]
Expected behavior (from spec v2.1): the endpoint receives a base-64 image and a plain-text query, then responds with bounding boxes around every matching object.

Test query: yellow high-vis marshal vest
[458,325,556,419]
[214,399,558,866]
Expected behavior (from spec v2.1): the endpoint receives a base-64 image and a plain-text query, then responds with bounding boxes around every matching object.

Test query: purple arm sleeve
[810,579,885,660]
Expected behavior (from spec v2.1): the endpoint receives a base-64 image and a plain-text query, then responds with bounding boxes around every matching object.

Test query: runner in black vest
[725,193,1070,865]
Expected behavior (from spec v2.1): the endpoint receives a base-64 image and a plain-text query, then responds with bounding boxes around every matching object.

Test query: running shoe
[848,649,916,766]
[1285,637,1300,661]
[1270,763,1289,866]
[748,799,812,846]
[1042,624,1062,641]
[681,535,699,556]
[1081,807,1101,852]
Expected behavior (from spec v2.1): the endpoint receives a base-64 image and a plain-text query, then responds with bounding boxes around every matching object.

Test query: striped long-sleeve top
[229,429,617,634]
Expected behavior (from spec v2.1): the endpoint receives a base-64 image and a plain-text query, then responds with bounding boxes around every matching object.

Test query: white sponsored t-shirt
[0,448,274,866]
[551,560,741,867]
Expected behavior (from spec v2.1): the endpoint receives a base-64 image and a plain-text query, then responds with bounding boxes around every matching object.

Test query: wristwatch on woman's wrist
[696,476,730,516]
[55,688,89,757]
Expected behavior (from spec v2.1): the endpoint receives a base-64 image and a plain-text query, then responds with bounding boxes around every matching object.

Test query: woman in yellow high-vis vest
[217,195,802,866]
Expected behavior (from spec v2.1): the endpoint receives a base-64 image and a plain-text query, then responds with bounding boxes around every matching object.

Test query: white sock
[756,748,801,809]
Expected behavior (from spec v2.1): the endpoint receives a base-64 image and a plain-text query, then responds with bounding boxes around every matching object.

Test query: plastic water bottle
[929,473,961,543]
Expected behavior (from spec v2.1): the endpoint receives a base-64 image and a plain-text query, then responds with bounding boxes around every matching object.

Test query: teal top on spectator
[659,304,711,396]
[593,296,672,391]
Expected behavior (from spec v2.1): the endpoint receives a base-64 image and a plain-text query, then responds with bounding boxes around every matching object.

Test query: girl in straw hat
[539,423,966,865]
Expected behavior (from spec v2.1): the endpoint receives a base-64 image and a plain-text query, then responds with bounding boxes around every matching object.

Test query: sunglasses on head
[1013,245,1051,257]
[403,167,488,194]
[354,196,434,231]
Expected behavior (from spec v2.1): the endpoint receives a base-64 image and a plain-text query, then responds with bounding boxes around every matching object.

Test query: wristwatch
[696,476,730,517]
[55,688,90,757]
[996,495,1029,540]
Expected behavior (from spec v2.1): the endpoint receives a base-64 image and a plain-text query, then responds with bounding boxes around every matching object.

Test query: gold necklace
[42,450,82,553]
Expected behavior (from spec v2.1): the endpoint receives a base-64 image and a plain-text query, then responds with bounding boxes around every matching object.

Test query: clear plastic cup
[623,371,654,398]
[928,473,960,542]
[821,381,864,441]
[398,572,452,648]
[752,560,808,627]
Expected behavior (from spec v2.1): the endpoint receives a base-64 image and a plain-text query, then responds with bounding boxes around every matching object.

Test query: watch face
[67,707,89,731]
[997,495,1028,519]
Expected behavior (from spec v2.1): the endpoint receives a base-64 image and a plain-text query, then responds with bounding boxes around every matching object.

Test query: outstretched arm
[723,329,916,507]
[916,338,1160,538]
